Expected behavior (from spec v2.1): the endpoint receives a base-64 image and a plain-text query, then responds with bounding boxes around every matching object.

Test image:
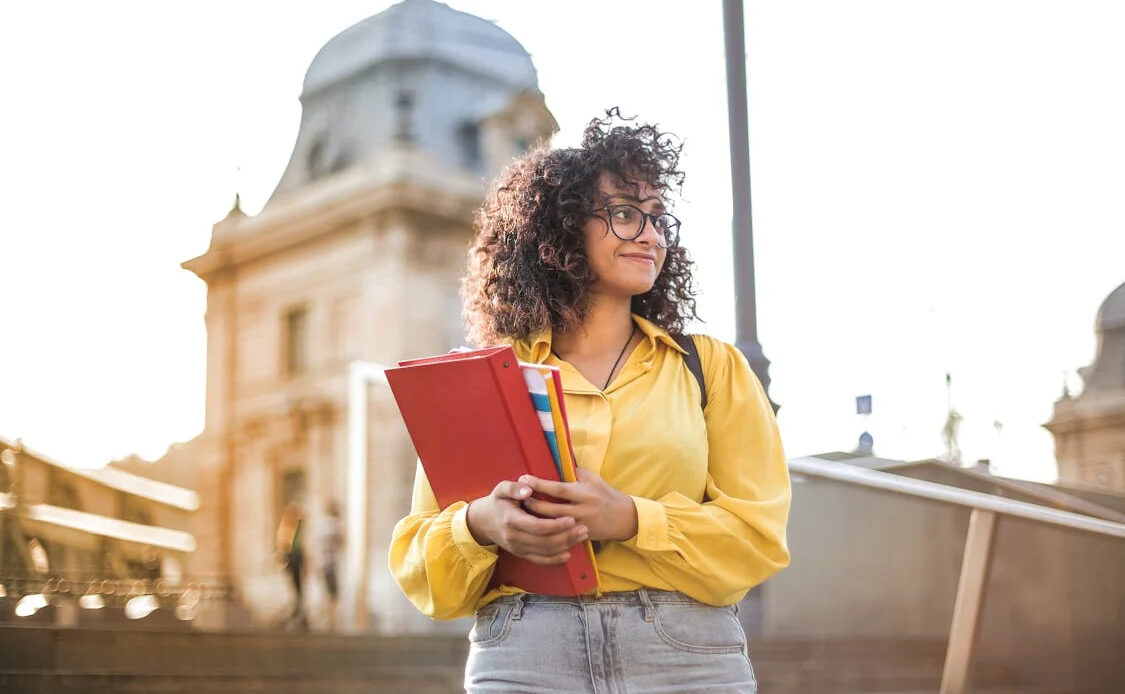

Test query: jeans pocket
[652,602,746,654]
[468,602,515,648]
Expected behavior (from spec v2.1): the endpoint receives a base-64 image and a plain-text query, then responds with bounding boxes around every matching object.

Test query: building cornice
[184,146,484,281]
[0,436,200,511]
[1045,393,1125,435]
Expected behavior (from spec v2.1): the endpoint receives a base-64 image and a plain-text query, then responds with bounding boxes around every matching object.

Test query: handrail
[789,456,1125,539]
[880,459,1125,524]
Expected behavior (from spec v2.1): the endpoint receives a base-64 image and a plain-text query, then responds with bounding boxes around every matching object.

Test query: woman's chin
[622,282,659,298]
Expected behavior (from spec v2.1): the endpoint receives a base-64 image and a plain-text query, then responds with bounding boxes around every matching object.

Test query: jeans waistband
[492,588,702,607]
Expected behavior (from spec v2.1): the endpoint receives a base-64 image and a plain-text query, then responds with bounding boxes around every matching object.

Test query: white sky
[1,1,1123,482]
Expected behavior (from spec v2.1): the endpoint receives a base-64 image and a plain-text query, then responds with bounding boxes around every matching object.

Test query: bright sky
[2,1,1123,482]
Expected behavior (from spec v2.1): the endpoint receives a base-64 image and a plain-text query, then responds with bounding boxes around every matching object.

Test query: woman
[276,502,307,629]
[389,111,791,693]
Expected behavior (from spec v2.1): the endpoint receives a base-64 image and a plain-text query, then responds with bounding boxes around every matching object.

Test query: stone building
[1045,280,1125,491]
[178,0,556,631]
[0,437,199,627]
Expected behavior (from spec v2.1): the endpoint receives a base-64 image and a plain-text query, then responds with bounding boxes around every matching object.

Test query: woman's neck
[552,294,634,359]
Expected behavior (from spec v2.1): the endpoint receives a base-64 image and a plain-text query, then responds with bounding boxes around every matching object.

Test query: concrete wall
[763,472,1125,693]
[763,475,966,639]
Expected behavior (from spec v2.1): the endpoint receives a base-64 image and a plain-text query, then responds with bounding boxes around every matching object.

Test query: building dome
[303,0,537,96]
[266,0,548,206]
[1096,281,1125,332]
[1078,279,1125,394]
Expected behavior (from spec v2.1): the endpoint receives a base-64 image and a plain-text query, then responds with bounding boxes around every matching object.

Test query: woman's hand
[465,480,589,564]
[519,469,639,543]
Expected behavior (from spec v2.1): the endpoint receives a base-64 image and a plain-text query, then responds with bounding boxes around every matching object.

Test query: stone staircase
[749,637,1036,694]
[0,625,466,694]
[752,637,947,693]
[0,626,1044,694]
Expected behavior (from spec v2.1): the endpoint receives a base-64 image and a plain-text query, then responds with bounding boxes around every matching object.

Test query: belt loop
[637,587,655,622]
[511,593,527,620]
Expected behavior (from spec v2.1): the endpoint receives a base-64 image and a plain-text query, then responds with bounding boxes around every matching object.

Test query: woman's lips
[620,254,656,264]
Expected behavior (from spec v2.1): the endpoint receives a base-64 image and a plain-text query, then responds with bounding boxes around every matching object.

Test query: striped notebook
[521,365,565,480]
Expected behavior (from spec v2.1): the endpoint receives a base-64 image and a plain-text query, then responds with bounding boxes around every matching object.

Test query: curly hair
[461,109,699,346]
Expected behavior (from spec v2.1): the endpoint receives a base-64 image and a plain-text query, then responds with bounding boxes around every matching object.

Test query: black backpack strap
[673,334,707,411]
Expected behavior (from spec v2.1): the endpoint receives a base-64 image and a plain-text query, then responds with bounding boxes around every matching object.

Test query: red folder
[385,346,597,596]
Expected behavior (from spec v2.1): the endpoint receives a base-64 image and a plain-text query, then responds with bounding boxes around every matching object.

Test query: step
[0,626,1045,694]
[0,672,461,694]
[0,626,468,676]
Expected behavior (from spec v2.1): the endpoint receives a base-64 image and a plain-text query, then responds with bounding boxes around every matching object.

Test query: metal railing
[0,570,235,623]
[788,456,1125,694]
[789,456,1125,539]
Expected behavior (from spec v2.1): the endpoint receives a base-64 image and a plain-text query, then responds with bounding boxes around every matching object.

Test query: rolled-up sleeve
[388,461,499,619]
[620,338,791,605]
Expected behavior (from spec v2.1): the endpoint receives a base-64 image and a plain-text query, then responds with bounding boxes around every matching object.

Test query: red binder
[385,346,598,596]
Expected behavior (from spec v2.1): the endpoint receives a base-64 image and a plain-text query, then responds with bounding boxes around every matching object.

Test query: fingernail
[518,486,531,498]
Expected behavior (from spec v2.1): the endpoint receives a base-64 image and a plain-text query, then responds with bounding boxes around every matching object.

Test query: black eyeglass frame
[592,204,682,249]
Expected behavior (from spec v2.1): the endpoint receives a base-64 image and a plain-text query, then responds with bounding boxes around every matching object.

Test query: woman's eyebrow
[605,193,666,210]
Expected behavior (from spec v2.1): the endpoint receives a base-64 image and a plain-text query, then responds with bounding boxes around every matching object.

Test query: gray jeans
[465,588,757,693]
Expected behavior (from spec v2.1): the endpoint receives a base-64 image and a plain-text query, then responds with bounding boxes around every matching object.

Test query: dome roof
[265,0,553,207]
[303,0,537,95]
[1096,281,1125,332]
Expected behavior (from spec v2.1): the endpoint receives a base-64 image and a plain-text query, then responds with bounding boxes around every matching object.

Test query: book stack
[386,346,599,596]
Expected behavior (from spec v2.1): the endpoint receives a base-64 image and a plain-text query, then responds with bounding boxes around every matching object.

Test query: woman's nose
[635,215,661,245]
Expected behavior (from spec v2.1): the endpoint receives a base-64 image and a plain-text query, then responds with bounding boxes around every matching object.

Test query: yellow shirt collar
[519,314,688,363]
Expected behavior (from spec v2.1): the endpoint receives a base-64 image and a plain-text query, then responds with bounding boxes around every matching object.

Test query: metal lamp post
[723,0,777,411]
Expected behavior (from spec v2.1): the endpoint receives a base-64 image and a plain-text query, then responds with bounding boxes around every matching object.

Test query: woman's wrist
[465,498,494,546]
[612,493,639,542]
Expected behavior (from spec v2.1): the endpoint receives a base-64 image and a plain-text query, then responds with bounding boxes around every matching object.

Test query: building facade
[1046,280,1125,491]
[178,0,556,632]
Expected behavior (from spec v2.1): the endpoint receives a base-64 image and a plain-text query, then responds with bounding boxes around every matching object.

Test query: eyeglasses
[593,204,681,249]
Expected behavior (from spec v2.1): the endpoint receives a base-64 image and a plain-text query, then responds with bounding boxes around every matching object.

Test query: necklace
[552,325,638,391]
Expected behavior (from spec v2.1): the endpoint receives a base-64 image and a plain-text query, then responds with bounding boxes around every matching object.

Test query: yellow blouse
[388,315,791,620]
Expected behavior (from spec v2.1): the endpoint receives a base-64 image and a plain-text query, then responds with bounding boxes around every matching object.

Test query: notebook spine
[488,353,595,596]
[489,353,554,482]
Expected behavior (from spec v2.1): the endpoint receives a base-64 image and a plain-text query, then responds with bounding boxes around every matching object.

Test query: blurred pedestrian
[317,500,344,630]
[276,502,307,629]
